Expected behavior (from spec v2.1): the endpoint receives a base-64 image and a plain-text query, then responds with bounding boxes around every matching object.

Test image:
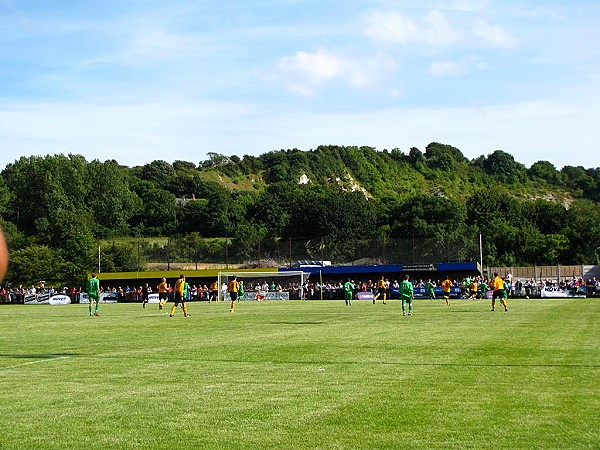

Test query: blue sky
[1,0,599,170]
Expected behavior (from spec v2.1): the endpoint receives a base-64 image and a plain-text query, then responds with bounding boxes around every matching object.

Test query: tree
[2,154,88,236]
[100,241,142,272]
[139,160,175,188]
[246,183,296,237]
[286,186,379,240]
[86,160,141,237]
[389,194,467,236]
[198,153,230,169]
[130,180,177,235]
[528,161,564,185]
[562,199,600,263]
[407,147,425,167]
[477,150,526,183]
[517,224,568,265]
[520,200,567,235]
[561,166,596,199]
[173,160,197,172]
[6,244,65,286]
[262,151,292,183]
[177,182,244,237]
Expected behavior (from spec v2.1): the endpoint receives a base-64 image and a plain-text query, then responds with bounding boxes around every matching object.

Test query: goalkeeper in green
[87,273,100,317]
[400,274,414,316]
[343,278,354,306]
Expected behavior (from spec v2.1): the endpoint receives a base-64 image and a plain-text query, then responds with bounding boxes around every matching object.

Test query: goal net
[217,271,310,301]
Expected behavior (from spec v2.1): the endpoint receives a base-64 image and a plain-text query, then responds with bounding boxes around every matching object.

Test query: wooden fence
[486,265,585,282]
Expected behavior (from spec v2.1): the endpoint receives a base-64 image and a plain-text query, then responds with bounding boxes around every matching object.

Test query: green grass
[0,298,598,449]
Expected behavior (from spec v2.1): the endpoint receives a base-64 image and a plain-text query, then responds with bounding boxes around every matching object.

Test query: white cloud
[274,49,344,95]
[363,10,419,44]
[471,20,518,48]
[429,55,488,76]
[272,49,396,95]
[422,10,460,46]
[446,0,491,13]
[364,9,459,47]
[363,8,521,51]
[429,60,464,76]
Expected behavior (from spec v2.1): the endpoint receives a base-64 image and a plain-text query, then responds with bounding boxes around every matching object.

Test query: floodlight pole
[479,233,483,275]
[320,270,323,301]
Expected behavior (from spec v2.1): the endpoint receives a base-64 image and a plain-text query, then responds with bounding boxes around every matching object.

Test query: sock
[402,300,406,313]
[170,305,177,316]
[230,301,236,312]
[89,303,93,316]
[183,304,188,316]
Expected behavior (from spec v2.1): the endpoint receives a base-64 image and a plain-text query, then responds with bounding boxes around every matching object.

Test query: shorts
[174,292,184,304]
[159,292,168,301]
[492,289,505,300]
[229,292,238,302]
[88,293,99,301]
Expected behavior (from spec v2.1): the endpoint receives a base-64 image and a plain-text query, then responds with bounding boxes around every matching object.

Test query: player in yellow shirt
[157,277,168,310]
[491,272,508,312]
[469,280,479,299]
[374,276,387,305]
[228,276,240,312]
[169,274,190,317]
[209,280,219,303]
[441,277,453,306]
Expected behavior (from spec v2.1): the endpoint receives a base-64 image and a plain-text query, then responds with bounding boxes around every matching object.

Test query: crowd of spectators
[0,283,82,303]
[302,274,600,300]
[1,274,598,303]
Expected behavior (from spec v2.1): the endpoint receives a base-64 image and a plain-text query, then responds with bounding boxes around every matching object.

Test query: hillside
[1,143,599,285]
[195,144,589,205]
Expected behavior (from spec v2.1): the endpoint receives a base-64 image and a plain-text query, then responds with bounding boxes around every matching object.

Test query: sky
[1,0,599,170]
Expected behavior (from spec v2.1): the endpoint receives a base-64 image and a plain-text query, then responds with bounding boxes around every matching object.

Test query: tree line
[1,143,599,286]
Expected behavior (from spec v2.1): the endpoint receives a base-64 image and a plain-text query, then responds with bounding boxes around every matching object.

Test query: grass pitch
[0,298,598,449]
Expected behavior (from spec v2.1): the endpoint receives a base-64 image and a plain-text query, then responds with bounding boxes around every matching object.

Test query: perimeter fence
[133,233,482,269]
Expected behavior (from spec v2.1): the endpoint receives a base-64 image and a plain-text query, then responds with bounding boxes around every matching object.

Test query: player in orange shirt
[228,276,240,312]
[157,277,168,310]
[441,277,453,306]
[169,274,190,317]
[491,273,509,312]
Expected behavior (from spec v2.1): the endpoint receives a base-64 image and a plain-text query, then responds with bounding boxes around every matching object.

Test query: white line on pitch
[1,356,71,371]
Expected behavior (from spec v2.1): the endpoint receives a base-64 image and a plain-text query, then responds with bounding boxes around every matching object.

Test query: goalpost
[217,271,310,301]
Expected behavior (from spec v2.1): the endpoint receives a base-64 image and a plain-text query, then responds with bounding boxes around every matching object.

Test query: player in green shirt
[183,279,190,301]
[86,273,100,317]
[479,280,489,299]
[400,274,414,316]
[343,278,354,306]
[238,280,245,301]
[425,279,435,300]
